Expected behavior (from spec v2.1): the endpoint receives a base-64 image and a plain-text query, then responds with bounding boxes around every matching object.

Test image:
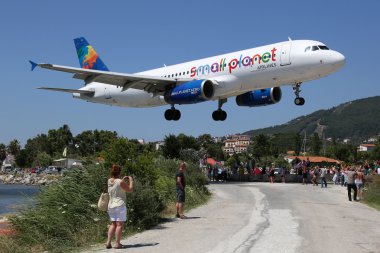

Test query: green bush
[10,165,109,252]
[155,176,176,205]
[364,175,380,209]
[125,180,165,230]
[3,158,210,253]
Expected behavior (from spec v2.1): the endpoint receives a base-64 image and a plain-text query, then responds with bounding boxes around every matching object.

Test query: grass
[363,175,380,210]
[0,160,210,253]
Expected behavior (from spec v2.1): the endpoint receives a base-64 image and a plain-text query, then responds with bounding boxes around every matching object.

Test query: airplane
[30,37,345,121]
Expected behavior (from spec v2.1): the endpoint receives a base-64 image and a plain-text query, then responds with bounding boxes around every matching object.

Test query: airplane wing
[37,87,95,95]
[30,61,195,95]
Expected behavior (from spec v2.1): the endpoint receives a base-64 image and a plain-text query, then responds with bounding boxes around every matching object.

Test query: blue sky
[1,0,379,146]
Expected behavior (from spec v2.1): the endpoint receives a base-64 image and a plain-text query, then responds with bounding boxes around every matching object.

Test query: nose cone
[331,51,345,69]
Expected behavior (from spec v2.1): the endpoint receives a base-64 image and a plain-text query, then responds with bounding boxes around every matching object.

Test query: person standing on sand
[175,162,187,219]
[106,165,133,249]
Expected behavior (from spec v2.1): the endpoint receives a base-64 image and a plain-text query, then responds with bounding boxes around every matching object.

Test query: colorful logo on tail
[74,37,109,71]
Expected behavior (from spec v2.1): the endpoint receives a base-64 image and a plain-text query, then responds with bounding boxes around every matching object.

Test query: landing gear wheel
[292,82,306,106]
[165,109,174,120]
[212,99,228,121]
[165,108,181,121]
[212,111,220,121]
[212,110,227,121]
[173,110,181,121]
[294,97,305,106]
[221,110,227,121]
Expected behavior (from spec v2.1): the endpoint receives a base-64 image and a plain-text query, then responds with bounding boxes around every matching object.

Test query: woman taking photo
[106,164,133,249]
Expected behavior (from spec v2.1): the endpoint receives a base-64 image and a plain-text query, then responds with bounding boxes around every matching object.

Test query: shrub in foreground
[4,158,209,253]
[364,175,380,209]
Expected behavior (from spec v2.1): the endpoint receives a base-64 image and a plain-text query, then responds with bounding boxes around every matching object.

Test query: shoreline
[0,173,59,186]
[0,216,14,236]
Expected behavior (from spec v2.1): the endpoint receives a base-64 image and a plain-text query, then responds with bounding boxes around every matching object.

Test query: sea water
[0,183,40,216]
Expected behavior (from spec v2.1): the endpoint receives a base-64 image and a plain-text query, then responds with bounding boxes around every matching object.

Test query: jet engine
[236,87,282,107]
[164,80,215,104]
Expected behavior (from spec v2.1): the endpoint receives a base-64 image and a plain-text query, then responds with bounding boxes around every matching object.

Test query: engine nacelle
[164,79,215,105]
[236,87,282,107]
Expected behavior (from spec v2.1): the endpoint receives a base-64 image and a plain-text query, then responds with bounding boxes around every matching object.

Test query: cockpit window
[312,46,319,51]
[318,45,330,50]
[305,46,311,52]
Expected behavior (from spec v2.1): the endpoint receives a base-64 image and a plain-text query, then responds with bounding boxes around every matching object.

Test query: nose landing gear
[293,82,305,106]
[212,98,227,121]
[165,106,181,121]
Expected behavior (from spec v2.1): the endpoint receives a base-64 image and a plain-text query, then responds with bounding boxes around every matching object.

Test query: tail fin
[74,37,109,71]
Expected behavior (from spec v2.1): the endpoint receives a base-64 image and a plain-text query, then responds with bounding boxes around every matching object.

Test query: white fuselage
[76,40,345,107]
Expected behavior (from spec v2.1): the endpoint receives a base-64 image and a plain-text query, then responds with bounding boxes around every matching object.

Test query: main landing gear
[212,98,227,121]
[292,82,305,106]
[164,106,181,121]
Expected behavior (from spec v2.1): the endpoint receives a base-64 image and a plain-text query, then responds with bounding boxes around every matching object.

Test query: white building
[52,158,83,169]
[358,144,376,152]
[223,135,251,156]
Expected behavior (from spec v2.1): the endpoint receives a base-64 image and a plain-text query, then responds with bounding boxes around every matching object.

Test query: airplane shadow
[182,216,201,220]
[151,217,202,230]
[124,242,159,249]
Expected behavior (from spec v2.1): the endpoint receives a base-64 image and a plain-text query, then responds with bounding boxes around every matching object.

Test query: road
[84,182,380,253]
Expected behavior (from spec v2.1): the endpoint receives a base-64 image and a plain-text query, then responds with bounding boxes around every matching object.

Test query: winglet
[29,60,38,71]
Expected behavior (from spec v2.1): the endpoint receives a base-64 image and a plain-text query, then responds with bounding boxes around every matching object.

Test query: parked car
[45,166,60,174]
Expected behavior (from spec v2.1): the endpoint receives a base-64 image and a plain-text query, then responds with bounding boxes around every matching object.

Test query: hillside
[243,96,380,144]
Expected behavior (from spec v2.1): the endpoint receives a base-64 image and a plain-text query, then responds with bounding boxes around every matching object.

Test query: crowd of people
[290,158,379,202]
[205,157,380,202]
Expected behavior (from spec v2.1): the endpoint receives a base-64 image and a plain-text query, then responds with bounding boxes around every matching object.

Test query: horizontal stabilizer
[37,87,95,95]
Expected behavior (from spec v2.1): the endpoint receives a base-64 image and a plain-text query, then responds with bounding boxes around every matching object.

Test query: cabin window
[318,45,330,50]
[312,46,319,51]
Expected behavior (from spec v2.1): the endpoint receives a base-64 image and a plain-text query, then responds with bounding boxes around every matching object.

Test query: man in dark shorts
[175,162,187,219]
[343,167,358,201]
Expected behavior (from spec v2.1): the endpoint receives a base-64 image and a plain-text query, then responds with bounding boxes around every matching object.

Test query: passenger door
[280,42,292,66]
[104,87,111,99]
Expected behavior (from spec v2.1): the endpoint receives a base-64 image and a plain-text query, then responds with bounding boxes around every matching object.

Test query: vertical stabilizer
[74,37,109,71]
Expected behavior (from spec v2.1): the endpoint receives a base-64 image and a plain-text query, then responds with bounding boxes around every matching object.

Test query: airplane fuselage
[76,40,345,108]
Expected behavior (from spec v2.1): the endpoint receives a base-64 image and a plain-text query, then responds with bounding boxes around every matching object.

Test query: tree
[162,134,181,159]
[197,134,213,148]
[225,155,238,168]
[177,133,199,150]
[101,138,140,168]
[35,152,53,167]
[7,139,21,156]
[74,130,96,157]
[311,133,322,155]
[294,133,302,155]
[47,124,74,157]
[15,149,29,168]
[0,143,6,162]
[205,143,224,161]
[370,138,380,161]
[249,134,271,161]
